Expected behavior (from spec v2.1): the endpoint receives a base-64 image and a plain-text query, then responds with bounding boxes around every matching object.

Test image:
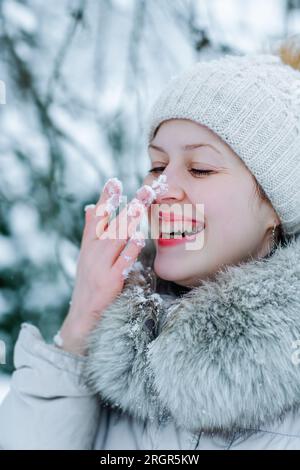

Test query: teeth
[160,227,202,238]
[160,220,200,233]
[184,227,200,235]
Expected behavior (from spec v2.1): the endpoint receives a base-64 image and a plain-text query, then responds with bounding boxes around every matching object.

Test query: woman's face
[143,119,280,287]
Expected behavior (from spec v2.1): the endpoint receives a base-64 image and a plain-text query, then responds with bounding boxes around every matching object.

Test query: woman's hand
[58,178,154,356]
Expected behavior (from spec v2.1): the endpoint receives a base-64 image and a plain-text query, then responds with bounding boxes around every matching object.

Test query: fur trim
[84,235,300,435]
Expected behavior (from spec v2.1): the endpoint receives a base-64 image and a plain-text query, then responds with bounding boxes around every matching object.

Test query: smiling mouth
[159,222,205,239]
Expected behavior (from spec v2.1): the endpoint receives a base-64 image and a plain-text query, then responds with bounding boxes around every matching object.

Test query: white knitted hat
[144,35,300,237]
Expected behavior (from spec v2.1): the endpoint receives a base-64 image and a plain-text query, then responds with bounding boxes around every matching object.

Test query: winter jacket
[1,235,300,450]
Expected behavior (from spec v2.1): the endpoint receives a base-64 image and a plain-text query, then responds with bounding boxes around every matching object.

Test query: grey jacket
[1,235,300,450]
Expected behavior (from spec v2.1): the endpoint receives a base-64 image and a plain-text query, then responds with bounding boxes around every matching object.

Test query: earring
[271,223,277,252]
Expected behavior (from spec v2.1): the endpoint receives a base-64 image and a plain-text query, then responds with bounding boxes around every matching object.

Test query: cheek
[201,178,255,234]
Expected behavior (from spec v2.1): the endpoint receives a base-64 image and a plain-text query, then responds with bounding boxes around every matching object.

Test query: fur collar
[84,235,300,436]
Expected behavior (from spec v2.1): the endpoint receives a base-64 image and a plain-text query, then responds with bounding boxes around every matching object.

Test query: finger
[80,204,96,244]
[86,177,123,243]
[85,204,96,223]
[98,197,145,245]
[83,203,109,244]
[113,231,146,279]
[120,197,146,238]
[98,178,165,244]
[96,183,155,263]
[135,184,157,208]
[95,204,145,270]
[99,183,154,243]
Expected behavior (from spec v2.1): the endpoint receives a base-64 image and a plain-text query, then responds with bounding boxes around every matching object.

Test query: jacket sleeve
[0,322,101,450]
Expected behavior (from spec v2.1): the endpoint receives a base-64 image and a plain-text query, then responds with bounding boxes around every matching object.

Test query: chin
[153,256,194,283]
[153,257,179,282]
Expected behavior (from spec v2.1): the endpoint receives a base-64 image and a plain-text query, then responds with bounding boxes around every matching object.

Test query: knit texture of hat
[144,53,300,237]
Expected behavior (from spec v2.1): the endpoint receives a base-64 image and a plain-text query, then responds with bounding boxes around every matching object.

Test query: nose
[153,169,185,204]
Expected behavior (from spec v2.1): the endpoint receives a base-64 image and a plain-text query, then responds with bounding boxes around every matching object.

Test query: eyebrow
[148,143,222,155]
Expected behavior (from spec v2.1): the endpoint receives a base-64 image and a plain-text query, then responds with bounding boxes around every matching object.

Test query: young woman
[0,35,299,450]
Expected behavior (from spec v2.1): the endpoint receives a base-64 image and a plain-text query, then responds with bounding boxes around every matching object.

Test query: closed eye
[148,167,213,176]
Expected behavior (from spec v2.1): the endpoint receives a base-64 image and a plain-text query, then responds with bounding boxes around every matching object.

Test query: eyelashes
[148,167,213,176]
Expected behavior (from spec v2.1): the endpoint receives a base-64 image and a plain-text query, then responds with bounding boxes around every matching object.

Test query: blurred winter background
[0,0,299,402]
